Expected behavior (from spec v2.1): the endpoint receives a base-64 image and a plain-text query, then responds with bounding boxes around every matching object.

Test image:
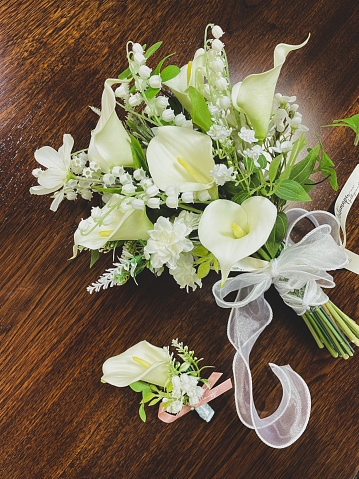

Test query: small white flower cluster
[269,92,308,134]
[163,373,205,414]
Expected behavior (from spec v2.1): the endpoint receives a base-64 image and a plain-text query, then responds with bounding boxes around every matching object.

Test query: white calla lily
[88,78,134,172]
[74,195,153,250]
[198,196,277,284]
[146,126,217,196]
[232,36,310,140]
[102,340,170,387]
[164,49,205,112]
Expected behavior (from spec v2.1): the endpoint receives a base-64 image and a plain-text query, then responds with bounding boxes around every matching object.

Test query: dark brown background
[1,1,359,478]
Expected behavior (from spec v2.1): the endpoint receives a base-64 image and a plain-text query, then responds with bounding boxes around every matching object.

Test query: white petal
[198,197,277,283]
[101,341,170,387]
[147,126,215,192]
[34,146,63,170]
[232,36,309,140]
[37,168,66,189]
[58,134,74,170]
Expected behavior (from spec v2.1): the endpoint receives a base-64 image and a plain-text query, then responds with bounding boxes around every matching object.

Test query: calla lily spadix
[146,126,217,196]
[102,340,170,388]
[164,49,205,113]
[198,197,277,285]
[88,78,134,172]
[74,195,153,250]
[231,36,310,140]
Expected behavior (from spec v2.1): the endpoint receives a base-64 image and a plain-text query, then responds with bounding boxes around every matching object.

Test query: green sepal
[264,212,288,258]
[90,249,100,268]
[274,179,311,202]
[187,86,213,131]
[144,41,163,59]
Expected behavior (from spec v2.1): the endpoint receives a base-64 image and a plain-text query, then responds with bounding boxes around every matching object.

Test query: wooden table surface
[1,1,359,478]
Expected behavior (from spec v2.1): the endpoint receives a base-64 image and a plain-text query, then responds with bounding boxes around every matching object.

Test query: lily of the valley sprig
[102,339,212,421]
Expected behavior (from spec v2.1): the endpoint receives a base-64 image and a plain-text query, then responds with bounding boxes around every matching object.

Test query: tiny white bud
[156,96,169,110]
[81,189,93,200]
[165,185,179,197]
[133,168,146,181]
[215,77,228,91]
[139,65,152,80]
[174,113,186,127]
[111,166,125,177]
[166,196,179,209]
[141,178,153,188]
[162,108,175,122]
[149,74,162,89]
[122,183,136,194]
[128,93,142,107]
[103,173,116,186]
[219,95,231,109]
[120,173,132,185]
[197,190,211,201]
[132,43,144,54]
[67,179,78,188]
[133,52,146,65]
[146,184,159,197]
[132,198,145,210]
[181,192,194,203]
[212,39,224,52]
[147,197,161,209]
[212,25,224,39]
[66,190,77,200]
[211,58,225,72]
[115,84,129,98]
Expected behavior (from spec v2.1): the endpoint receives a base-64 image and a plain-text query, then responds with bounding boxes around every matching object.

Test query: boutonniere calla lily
[231,36,310,140]
[88,78,134,172]
[102,340,170,388]
[164,49,205,113]
[74,195,153,250]
[198,197,277,284]
[30,134,74,211]
[146,126,217,197]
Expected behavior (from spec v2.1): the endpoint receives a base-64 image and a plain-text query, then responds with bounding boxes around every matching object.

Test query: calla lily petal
[102,340,170,388]
[147,126,216,193]
[74,196,153,250]
[198,197,277,284]
[88,78,134,172]
[164,49,205,113]
[232,36,309,140]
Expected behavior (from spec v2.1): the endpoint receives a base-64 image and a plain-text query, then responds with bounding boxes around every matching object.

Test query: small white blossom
[103,173,116,186]
[146,184,159,197]
[120,173,132,185]
[144,217,193,269]
[81,189,93,200]
[270,140,293,154]
[210,164,236,185]
[115,84,129,98]
[197,190,211,201]
[156,96,169,111]
[207,123,232,141]
[132,198,145,210]
[169,253,202,292]
[243,144,264,167]
[214,77,228,91]
[211,58,225,72]
[139,65,152,79]
[174,113,187,127]
[212,39,224,52]
[128,93,142,107]
[178,210,201,229]
[166,196,179,209]
[162,108,175,122]
[181,191,194,203]
[89,161,101,172]
[112,166,125,177]
[122,183,136,194]
[132,43,143,54]
[238,127,258,144]
[147,197,161,209]
[133,52,146,65]
[218,95,231,110]
[133,168,146,182]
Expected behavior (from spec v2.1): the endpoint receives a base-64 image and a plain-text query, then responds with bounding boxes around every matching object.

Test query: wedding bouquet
[30,24,359,446]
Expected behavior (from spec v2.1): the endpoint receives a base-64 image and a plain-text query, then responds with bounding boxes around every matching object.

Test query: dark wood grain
[1,1,359,478]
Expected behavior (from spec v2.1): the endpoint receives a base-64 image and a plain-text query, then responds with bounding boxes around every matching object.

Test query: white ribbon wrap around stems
[213,210,348,448]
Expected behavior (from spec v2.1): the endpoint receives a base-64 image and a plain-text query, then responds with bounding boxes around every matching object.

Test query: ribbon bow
[158,372,232,423]
[212,210,348,448]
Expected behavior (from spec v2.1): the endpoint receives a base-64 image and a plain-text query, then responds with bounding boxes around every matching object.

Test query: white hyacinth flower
[238,127,258,144]
[210,164,236,186]
[169,253,202,292]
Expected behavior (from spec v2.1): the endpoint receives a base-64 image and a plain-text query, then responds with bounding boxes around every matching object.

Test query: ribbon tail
[228,292,311,448]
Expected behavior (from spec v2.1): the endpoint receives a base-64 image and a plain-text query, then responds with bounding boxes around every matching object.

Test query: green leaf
[130,134,149,172]
[303,179,316,192]
[152,53,176,76]
[139,403,146,422]
[118,67,131,80]
[323,113,359,146]
[314,136,338,191]
[268,154,282,183]
[144,41,163,59]
[257,154,267,169]
[130,381,151,393]
[90,249,99,268]
[160,65,181,82]
[144,87,160,99]
[148,397,162,406]
[275,179,311,202]
[192,245,208,257]
[198,261,211,279]
[264,212,288,258]
[232,190,251,205]
[187,86,213,131]
[289,145,319,185]
[142,392,156,403]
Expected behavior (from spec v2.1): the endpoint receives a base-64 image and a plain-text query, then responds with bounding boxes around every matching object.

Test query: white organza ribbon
[213,210,348,448]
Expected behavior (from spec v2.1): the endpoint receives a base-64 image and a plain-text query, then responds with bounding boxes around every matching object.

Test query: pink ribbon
[158,372,232,423]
